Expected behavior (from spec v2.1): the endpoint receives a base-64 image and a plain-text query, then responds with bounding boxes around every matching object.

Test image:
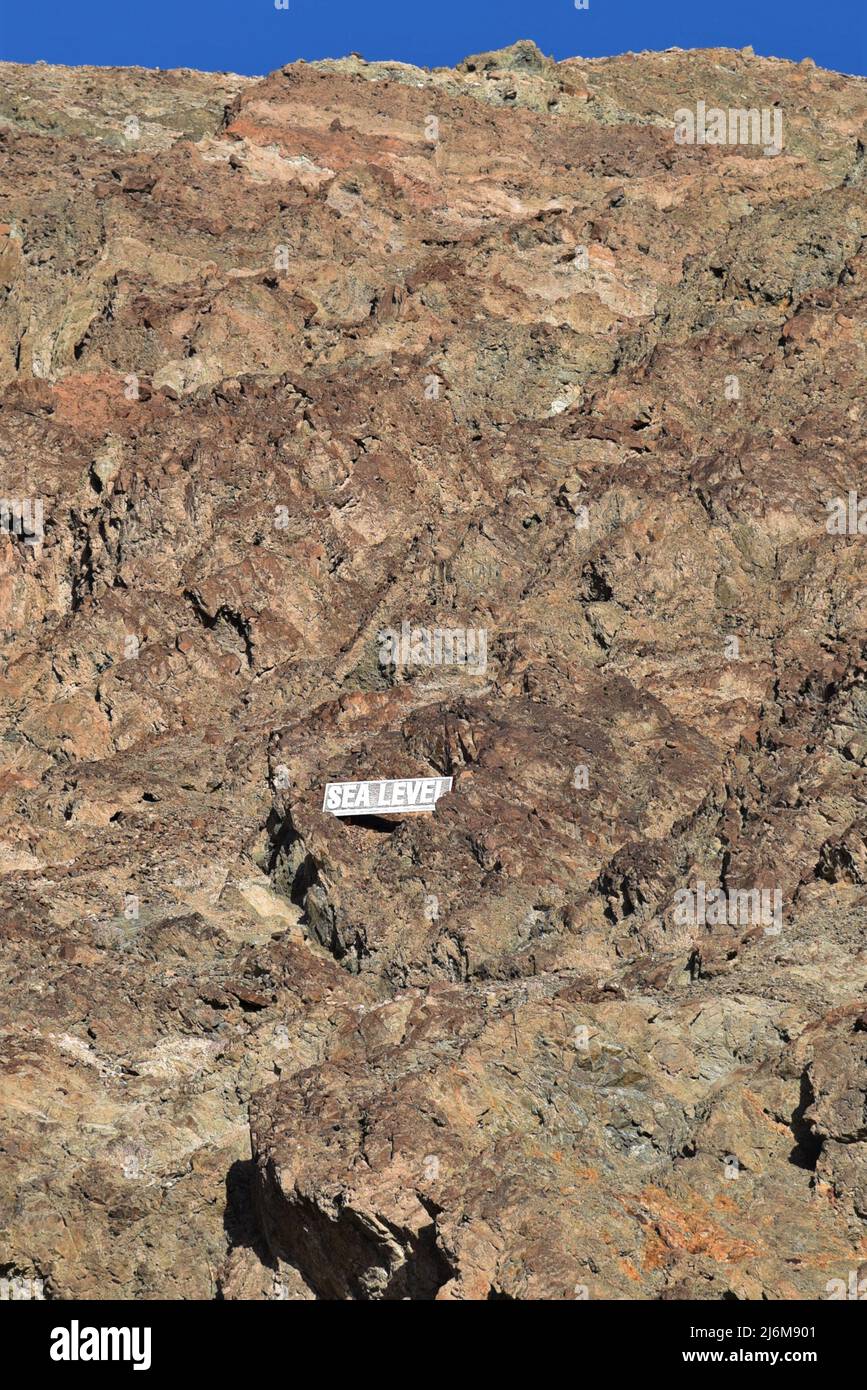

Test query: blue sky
[2,0,864,77]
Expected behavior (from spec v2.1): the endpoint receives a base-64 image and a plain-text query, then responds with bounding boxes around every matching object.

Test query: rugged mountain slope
[0,41,865,1300]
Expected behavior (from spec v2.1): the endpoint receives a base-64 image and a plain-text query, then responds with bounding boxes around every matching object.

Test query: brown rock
[0,40,865,1301]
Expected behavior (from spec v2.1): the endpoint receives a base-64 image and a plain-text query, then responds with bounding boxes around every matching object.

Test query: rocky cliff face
[0,40,865,1301]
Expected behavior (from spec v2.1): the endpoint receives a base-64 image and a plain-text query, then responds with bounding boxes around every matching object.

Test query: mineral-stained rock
[0,42,865,1300]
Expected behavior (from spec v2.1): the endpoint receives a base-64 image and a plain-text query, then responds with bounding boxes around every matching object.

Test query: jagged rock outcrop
[0,42,865,1300]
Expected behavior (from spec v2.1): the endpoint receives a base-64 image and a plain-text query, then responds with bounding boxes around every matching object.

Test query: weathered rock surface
[0,41,865,1300]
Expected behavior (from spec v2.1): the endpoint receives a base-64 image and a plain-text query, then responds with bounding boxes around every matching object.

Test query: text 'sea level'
[323,777,453,816]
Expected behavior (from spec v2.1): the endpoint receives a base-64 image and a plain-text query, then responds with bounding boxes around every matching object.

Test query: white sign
[322,776,453,817]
